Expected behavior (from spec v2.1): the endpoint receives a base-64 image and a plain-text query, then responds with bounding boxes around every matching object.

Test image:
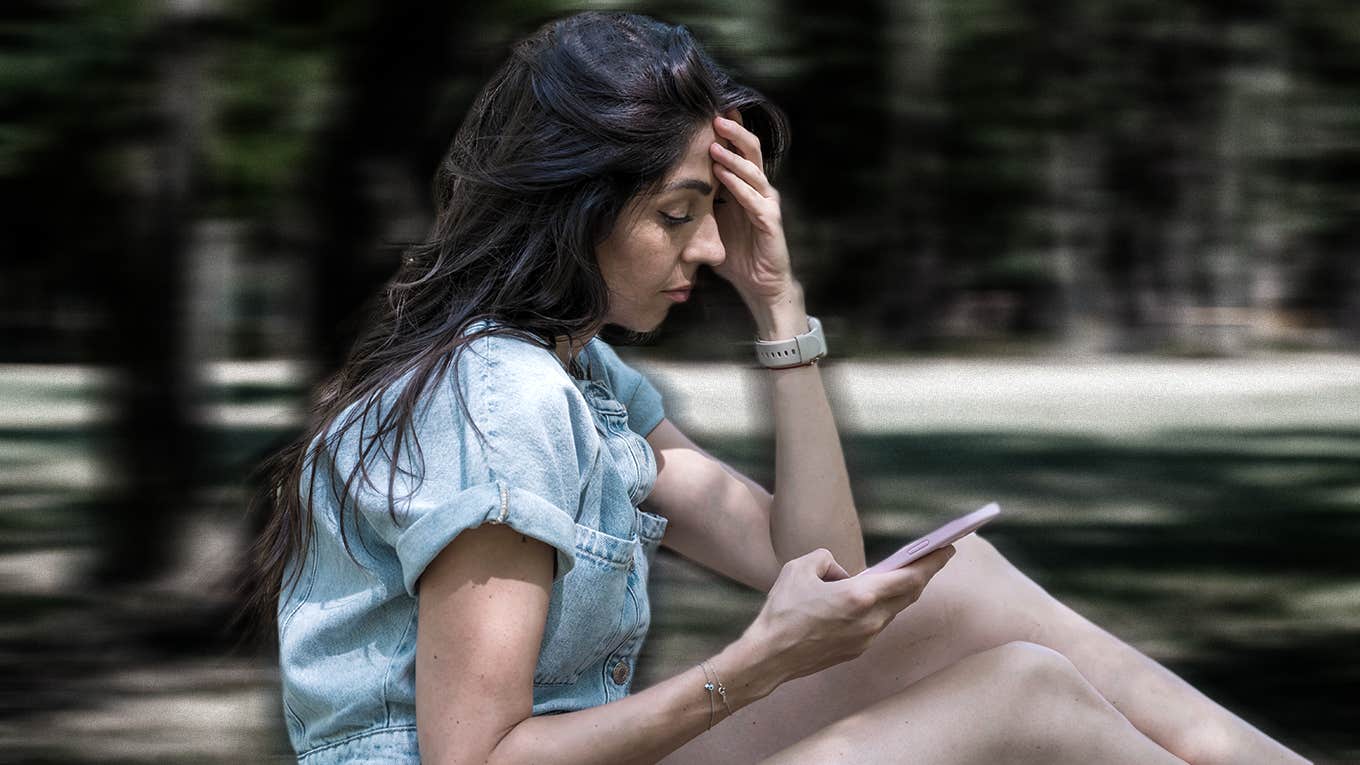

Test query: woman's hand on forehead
[708,107,795,304]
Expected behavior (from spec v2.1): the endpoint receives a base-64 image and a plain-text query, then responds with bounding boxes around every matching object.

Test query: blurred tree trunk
[1201,24,1252,356]
[1148,9,1209,355]
[1160,154,1206,354]
[96,2,212,584]
[1047,131,1106,352]
[1244,25,1292,348]
[1031,1,1107,351]
[301,0,468,375]
[1343,228,1360,345]
[875,0,944,348]
[234,1,473,603]
[767,0,890,345]
[1096,5,1220,354]
[1101,204,1151,352]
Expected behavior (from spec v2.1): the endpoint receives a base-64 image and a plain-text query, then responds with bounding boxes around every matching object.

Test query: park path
[627,352,1360,437]
[4,352,1357,434]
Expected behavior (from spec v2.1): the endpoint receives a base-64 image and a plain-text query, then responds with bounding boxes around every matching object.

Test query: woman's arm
[416,522,834,765]
[750,281,866,573]
[706,110,865,573]
[416,522,552,763]
[642,296,866,585]
[644,417,783,591]
[488,639,776,765]
[417,522,733,764]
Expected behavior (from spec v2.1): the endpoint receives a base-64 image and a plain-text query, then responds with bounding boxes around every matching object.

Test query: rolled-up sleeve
[342,336,588,596]
[389,481,577,597]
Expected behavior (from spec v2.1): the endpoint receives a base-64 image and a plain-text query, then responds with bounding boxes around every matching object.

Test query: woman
[246,10,1311,764]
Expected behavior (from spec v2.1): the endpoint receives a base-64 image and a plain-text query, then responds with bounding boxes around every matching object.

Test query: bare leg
[905,534,1311,764]
[747,533,1307,764]
[663,641,1188,765]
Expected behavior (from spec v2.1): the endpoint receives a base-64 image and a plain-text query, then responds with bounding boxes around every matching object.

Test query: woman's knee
[979,642,1128,745]
[974,641,1109,712]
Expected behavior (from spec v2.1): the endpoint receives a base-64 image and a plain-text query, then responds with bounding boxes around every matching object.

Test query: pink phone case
[857,503,1002,576]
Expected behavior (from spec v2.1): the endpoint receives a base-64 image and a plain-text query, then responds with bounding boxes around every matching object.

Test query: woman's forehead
[661,124,721,191]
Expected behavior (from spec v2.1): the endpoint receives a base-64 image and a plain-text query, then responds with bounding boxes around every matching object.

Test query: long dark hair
[241,10,790,634]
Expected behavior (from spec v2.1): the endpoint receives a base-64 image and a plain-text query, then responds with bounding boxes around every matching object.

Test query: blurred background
[1,0,1356,761]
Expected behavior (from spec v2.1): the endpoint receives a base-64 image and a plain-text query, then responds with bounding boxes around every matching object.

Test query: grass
[639,428,1360,761]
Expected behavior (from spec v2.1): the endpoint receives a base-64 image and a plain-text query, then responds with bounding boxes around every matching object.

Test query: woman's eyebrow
[662,178,714,196]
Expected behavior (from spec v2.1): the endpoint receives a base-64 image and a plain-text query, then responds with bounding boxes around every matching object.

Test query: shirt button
[611,659,630,685]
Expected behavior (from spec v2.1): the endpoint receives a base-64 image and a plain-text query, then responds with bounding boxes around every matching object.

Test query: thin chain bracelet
[700,660,733,719]
[697,663,716,730]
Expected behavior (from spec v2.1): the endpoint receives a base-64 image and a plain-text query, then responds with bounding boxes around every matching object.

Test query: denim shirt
[277,321,669,762]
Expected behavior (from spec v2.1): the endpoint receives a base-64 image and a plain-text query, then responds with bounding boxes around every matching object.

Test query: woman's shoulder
[451,320,576,398]
[318,324,575,444]
[424,320,599,438]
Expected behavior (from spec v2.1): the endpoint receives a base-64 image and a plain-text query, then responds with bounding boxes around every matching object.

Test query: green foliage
[0,1,152,177]
[204,41,334,214]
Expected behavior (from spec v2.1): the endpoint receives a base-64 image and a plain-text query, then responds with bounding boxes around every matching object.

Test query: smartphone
[857,503,1001,576]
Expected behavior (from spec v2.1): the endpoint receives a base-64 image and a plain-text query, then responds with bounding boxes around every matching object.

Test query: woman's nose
[685,214,725,267]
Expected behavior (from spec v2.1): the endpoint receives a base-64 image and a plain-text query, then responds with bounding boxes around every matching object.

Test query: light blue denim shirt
[278,320,668,762]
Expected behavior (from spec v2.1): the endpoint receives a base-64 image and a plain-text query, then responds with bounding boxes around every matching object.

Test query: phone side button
[906,539,931,555]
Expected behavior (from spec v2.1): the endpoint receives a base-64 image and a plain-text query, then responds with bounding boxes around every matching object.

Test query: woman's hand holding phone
[729,504,1000,696]
[733,544,956,692]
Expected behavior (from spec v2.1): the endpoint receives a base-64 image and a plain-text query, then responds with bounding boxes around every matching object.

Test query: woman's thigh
[658,532,1233,764]
[659,641,1183,765]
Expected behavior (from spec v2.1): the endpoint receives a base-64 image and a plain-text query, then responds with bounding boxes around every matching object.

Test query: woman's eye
[660,212,693,227]
[714,197,728,207]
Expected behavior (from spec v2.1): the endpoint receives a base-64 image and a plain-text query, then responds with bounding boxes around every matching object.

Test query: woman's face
[596,121,729,332]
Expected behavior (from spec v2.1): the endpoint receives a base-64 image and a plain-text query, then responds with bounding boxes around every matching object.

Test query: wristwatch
[754,316,827,369]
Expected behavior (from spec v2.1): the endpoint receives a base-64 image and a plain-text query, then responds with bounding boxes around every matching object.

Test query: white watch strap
[754,316,827,368]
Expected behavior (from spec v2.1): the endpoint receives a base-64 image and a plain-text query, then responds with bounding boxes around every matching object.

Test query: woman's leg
[827,533,1308,764]
[658,533,1308,764]
[661,641,1188,765]
[908,530,1311,762]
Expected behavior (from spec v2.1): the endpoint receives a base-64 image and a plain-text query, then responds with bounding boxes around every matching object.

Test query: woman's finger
[710,141,774,199]
[824,560,852,581]
[713,161,775,224]
[863,546,956,601]
[714,114,765,179]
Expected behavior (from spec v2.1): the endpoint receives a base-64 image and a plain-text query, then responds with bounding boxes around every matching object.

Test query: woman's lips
[663,289,691,303]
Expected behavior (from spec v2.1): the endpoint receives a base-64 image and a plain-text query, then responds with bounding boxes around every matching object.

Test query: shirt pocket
[589,396,657,507]
[533,521,639,686]
[636,507,668,566]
